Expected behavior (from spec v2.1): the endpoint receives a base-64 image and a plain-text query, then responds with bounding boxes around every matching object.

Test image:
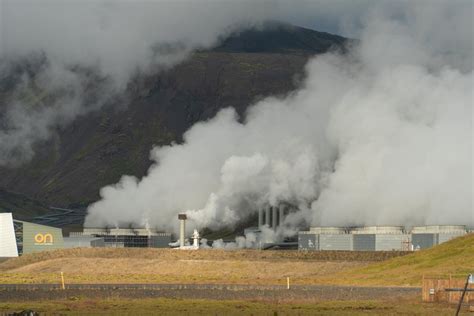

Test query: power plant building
[71,228,172,248]
[0,213,64,256]
[351,226,410,251]
[411,225,467,250]
[298,225,468,251]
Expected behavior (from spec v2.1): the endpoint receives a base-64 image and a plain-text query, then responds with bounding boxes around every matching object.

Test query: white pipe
[179,219,185,248]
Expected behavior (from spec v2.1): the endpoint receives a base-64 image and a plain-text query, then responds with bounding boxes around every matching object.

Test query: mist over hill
[0,23,347,218]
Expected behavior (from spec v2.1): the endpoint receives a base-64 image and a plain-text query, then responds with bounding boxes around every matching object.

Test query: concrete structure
[73,227,171,248]
[178,214,187,248]
[298,225,468,252]
[0,213,18,257]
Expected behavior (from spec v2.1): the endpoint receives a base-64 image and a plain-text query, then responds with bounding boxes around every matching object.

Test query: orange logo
[34,233,54,245]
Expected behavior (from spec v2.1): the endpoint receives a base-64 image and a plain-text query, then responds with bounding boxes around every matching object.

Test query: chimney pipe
[279,204,285,226]
[178,214,187,248]
[272,206,278,230]
[265,205,271,227]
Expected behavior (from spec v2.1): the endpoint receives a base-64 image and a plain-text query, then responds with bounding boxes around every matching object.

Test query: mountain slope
[0,23,347,216]
[0,189,51,220]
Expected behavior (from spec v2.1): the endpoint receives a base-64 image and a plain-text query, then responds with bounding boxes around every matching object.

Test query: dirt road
[0,283,420,302]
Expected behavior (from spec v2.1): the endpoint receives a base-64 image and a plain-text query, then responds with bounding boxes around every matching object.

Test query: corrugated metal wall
[63,237,105,248]
[412,233,438,249]
[320,234,353,251]
[438,233,465,244]
[375,234,409,251]
[353,234,375,251]
[298,233,319,250]
[149,235,172,248]
[22,222,64,254]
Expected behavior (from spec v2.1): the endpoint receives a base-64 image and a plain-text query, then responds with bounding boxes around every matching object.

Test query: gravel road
[0,284,420,302]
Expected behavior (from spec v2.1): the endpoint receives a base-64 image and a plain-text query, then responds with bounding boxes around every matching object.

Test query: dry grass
[0,297,460,315]
[0,256,367,285]
[320,233,474,287]
[1,234,471,287]
[0,248,402,285]
[0,248,406,270]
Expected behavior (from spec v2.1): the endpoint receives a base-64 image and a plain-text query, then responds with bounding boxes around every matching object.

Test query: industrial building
[411,225,467,249]
[0,213,64,257]
[298,225,468,251]
[70,227,172,248]
[0,212,173,256]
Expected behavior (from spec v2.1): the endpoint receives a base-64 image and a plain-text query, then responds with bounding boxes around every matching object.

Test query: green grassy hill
[332,233,474,286]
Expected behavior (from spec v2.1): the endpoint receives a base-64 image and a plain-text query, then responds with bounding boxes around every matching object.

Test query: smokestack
[258,208,263,227]
[178,214,187,248]
[279,204,285,226]
[265,205,271,227]
[272,206,277,230]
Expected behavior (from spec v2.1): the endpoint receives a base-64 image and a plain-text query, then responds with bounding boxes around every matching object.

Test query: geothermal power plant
[0,207,471,257]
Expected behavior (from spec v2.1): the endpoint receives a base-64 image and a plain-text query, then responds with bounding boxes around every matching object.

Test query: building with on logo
[0,213,64,257]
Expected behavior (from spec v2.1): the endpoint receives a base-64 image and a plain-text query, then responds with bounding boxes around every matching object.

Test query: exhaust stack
[178,214,187,248]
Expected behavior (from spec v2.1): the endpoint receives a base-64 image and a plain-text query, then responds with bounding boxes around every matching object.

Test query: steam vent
[258,204,294,230]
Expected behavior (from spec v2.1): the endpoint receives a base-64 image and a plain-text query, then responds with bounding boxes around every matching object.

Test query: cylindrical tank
[410,225,466,234]
[309,227,347,234]
[350,226,405,234]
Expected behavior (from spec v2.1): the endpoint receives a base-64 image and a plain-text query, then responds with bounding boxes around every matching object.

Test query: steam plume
[0,0,275,165]
[86,1,473,232]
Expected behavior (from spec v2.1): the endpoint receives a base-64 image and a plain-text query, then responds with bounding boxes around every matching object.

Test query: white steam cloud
[0,0,276,165]
[86,1,473,232]
[1,1,471,230]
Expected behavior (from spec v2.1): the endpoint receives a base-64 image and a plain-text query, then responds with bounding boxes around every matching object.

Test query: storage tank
[309,227,347,234]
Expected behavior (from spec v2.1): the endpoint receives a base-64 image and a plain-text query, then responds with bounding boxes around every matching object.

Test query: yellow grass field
[0,234,472,286]
[328,233,474,286]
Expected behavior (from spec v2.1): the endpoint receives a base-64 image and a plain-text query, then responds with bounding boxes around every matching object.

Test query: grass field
[0,248,401,285]
[1,235,473,315]
[0,234,472,286]
[325,233,474,286]
[0,297,461,315]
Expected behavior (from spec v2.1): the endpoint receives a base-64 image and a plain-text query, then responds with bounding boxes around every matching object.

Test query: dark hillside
[0,189,50,220]
[0,23,347,219]
[213,22,346,54]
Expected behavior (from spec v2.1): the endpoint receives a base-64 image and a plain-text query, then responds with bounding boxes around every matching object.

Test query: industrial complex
[0,210,471,257]
[298,225,468,251]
